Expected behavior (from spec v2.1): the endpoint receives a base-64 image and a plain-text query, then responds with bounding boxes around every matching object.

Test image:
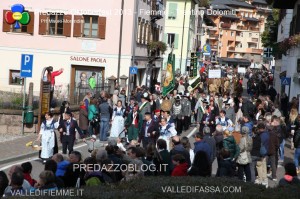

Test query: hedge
[14,177,300,199]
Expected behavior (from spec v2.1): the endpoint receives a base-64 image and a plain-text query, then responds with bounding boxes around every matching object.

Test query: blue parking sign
[20,54,33,78]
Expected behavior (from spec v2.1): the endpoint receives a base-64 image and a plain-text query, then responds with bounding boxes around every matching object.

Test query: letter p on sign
[20,54,33,78]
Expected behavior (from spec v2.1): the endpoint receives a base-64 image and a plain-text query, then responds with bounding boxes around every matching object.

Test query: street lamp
[217,21,224,58]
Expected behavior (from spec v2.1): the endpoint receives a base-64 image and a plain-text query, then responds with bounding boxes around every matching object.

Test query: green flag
[162,53,175,97]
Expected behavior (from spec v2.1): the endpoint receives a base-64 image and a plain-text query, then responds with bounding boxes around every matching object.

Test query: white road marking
[187,127,198,138]
[0,143,87,171]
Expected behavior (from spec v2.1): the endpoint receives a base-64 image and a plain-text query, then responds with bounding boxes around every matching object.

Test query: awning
[217,57,251,66]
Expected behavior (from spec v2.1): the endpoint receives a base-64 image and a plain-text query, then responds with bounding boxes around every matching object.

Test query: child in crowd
[171,154,188,176]
[21,162,37,187]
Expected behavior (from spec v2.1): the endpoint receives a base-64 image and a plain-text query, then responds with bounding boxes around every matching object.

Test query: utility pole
[117,0,125,83]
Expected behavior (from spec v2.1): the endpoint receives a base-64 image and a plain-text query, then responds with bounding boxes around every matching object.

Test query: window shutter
[98,16,106,39]
[73,15,83,37]
[3,10,11,32]
[63,15,72,37]
[174,34,179,49]
[168,3,177,18]
[39,14,48,35]
[27,12,34,35]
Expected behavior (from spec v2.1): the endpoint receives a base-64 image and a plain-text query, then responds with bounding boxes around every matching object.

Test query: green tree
[199,0,210,8]
[261,9,279,49]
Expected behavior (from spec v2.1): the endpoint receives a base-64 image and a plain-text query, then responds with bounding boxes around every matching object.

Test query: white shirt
[145,120,152,137]
[132,112,138,125]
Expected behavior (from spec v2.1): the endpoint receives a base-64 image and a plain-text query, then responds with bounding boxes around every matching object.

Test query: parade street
[0,124,294,188]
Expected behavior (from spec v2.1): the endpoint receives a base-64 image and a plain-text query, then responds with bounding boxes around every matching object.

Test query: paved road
[0,126,295,188]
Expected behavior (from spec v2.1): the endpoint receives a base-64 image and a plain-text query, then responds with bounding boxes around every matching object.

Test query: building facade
[273,0,300,101]
[163,0,199,74]
[200,0,271,66]
[0,0,165,103]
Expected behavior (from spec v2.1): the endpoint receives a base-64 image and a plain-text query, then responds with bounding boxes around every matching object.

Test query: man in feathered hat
[139,92,151,119]
[125,103,143,142]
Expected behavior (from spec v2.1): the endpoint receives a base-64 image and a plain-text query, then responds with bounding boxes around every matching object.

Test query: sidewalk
[0,133,86,165]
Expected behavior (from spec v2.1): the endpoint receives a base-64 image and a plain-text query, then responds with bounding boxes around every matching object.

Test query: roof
[252,0,268,5]
[243,17,259,22]
[211,0,256,9]
[222,15,240,20]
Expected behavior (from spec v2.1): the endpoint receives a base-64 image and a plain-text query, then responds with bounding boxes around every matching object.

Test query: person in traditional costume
[158,118,177,151]
[110,100,126,138]
[125,103,143,142]
[139,92,151,119]
[36,112,59,164]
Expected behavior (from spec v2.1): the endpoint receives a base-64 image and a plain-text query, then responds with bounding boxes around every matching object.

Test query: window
[145,23,149,44]
[231,31,234,36]
[166,33,178,48]
[168,3,177,19]
[249,33,252,37]
[137,18,141,43]
[240,32,243,37]
[167,33,175,46]
[9,70,24,85]
[3,10,34,34]
[49,14,64,35]
[141,21,145,44]
[83,15,98,38]
[245,12,249,17]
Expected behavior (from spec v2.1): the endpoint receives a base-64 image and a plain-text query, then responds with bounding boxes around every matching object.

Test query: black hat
[145,112,152,116]
[141,92,150,101]
[175,95,181,100]
[65,110,72,115]
[202,99,209,104]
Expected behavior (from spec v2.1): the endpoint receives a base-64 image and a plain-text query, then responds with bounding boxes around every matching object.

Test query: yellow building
[163,0,200,74]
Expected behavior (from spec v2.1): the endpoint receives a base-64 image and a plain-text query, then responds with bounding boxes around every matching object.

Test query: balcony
[251,38,258,42]
[249,27,260,31]
[251,48,262,54]
[221,23,231,29]
[228,46,235,51]
[237,26,248,30]
[150,0,164,21]
[211,45,218,49]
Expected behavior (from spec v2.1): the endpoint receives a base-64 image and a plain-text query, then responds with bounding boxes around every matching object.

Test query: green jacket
[88,104,98,121]
[223,136,240,160]
[89,77,96,89]
[125,111,143,130]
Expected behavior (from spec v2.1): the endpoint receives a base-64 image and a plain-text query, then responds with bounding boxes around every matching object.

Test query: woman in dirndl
[158,118,177,151]
[36,112,59,163]
[110,100,126,138]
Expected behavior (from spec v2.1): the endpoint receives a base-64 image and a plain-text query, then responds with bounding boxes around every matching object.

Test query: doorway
[70,65,106,104]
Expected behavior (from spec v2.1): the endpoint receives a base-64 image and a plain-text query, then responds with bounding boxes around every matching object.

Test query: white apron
[110,107,125,138]
[40,119,59,159]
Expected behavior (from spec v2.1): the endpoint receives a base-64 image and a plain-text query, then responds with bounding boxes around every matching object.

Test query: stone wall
[0,106,79,135]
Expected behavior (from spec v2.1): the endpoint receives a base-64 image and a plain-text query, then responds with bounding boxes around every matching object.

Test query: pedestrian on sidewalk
[36,112,59,164]
[79,101,89,137]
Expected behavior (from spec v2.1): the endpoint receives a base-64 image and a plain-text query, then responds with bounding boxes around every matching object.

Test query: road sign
[129,66,138,75]
[281,77,291,86]
[20,54,33,77]
[263,48,273,58]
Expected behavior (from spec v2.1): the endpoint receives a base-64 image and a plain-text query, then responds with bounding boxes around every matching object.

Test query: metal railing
[72,84,110,104]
